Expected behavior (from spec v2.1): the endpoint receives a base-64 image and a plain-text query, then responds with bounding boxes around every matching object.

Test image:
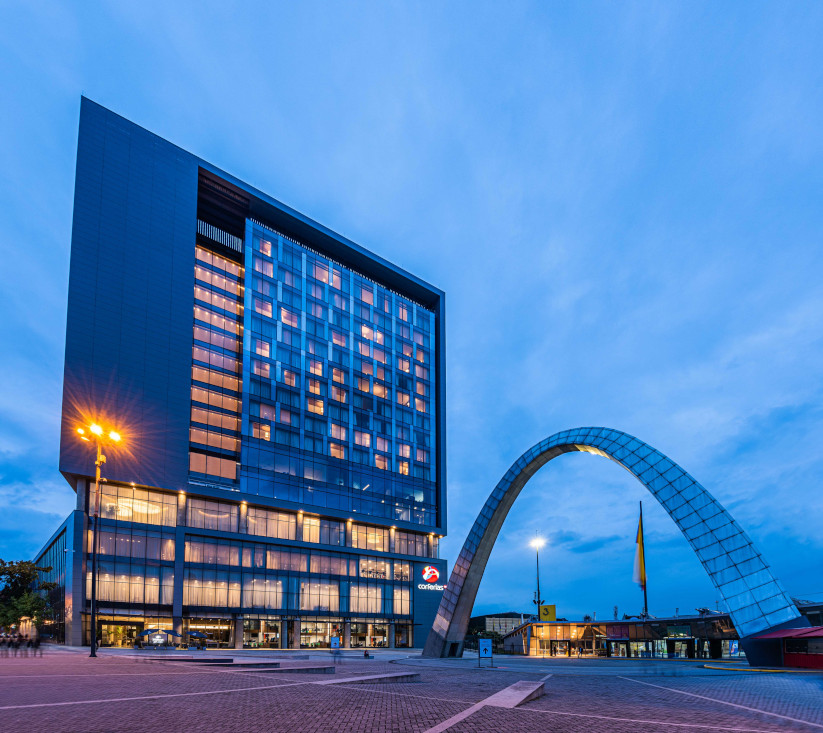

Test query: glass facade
[241,224,437,526]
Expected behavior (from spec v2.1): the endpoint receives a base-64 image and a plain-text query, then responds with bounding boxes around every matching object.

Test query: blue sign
[331,636,340,649]
[478,639,493,658]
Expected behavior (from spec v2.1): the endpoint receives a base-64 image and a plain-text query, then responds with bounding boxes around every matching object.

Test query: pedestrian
[34,637,42,657]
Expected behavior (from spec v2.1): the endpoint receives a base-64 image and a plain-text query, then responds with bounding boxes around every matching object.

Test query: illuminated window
[361,324,373,340]
[416,347,426,363]
[282,370,296,387]
[280,308,299,328]
[398,357,410,373]
[398,304,408,321]
[308,379,321,395]
[254,298,272,318]
[373,330,385,345]
[374,348,387,364]
[398,460,409,476]
[253,423,271,441]
[279,408,293,425]
[252,360,269,378]
[359,286,373,305]
[375,365,385,381]
[259,239,272,256]
[359,360,373,376]
[398,444,411,458]
[331,386,347,403]
[309,359,323,376]
[329,423,347,441]
[397,392,410,407]
[332,368,345,384]
[358,341,370,356]
[355,431,371,447]
[357,377,370,393]
[375,455,389,471]
[307,398,324,415]
[375,437,389,453]
[416,382,428,396]
[415,364,429,380]
[329,442,346,460]
[416,448,429,463]
[415,398,427,413]
[402,343,413,357]
[373,383,387,399]
[255,339,270,357]
[313,263,329,283]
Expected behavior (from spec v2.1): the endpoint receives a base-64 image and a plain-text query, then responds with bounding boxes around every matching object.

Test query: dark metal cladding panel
[59,98,198,491]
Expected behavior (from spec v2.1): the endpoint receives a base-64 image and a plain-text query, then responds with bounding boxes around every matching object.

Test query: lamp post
[77,423,121,658]
[530,537,546,615]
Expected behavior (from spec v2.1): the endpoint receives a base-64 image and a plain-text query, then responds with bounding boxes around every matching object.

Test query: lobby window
[247,508,296,540]
[395,531,428,557]
[307,398,324,415]
[302,516,321,543]
[186,498,238,532]
[252,422,271,441]
[351,524,389,552]
[349,583,382,614]
[299,580,339,612]
[393,587,411,615]
[241,576,283,610]
[99,485,177,527]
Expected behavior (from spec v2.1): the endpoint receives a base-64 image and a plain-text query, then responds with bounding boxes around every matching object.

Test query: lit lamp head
[530,537,546,550]
[76,427,90,442]
[90,423,103,436]
[109,431,121,443]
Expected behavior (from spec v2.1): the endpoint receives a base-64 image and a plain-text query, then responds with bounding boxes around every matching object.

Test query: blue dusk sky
[1,2,822,621]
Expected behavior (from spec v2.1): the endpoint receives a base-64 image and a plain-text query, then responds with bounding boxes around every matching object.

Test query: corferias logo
[422,565,440,583]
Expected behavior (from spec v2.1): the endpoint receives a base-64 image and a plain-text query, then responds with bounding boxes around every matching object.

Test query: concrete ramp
[483,679,545,708]
[316,671,421,685]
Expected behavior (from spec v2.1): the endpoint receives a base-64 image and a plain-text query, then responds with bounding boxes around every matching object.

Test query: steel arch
[423,427,803,658]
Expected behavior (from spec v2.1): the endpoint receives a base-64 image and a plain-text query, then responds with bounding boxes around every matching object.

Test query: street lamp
[77,423,121,658]
[530,536,546,616]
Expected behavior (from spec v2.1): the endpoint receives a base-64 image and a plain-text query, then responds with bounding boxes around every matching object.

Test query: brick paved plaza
[0,647,821,732]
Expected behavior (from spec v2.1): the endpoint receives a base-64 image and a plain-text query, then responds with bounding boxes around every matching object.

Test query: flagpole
[640,501,648,618]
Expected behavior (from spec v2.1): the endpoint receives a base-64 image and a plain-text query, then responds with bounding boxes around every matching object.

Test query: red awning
[755,626,823,639]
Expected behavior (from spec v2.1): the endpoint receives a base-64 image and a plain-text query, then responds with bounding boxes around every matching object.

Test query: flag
[633,506,647,592]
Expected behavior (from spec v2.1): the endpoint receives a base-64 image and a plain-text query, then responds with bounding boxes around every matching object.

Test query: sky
[1,1,822,622]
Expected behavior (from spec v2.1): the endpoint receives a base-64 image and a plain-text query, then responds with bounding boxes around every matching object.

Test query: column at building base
[389,623,395,649]
[343,620,351,649]
[234,616,243,650]
[292,618,301,649]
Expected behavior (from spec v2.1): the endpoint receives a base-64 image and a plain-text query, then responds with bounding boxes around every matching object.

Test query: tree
[0,560,56,629]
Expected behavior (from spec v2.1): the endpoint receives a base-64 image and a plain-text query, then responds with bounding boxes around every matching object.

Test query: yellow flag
[538,604,556,622]
[633,511,647,591]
